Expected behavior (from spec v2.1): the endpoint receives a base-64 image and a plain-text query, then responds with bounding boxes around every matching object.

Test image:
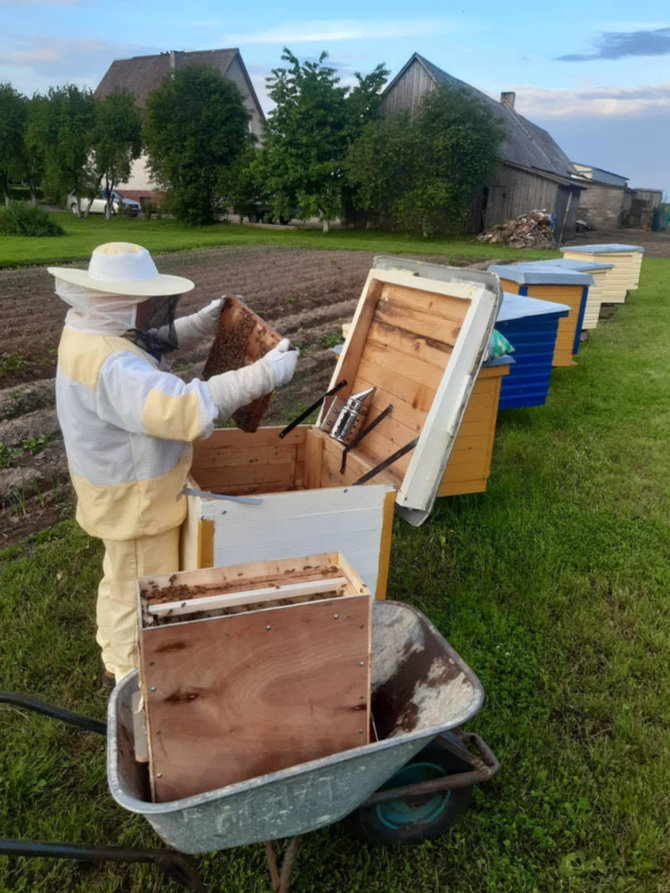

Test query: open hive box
[138,552,371,802]
[182,258,501,597]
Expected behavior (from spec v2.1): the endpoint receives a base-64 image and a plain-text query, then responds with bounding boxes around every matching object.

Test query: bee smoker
[320,387,376,445]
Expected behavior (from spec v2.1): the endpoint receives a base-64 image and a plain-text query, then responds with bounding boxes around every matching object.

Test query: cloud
[512,83,670,118]
[557,26,670,61]
[0,0,76,6]
[220,17,458,45]
[1,36,141,81]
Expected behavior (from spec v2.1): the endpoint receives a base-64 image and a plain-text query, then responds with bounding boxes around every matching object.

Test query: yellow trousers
[96,526,181,681]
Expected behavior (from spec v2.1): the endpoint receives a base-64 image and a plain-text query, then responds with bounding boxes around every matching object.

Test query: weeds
[0,435,47,467]
[0,353,31,376]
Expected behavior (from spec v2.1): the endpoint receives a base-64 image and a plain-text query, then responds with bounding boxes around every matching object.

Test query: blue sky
[2,0,669,196]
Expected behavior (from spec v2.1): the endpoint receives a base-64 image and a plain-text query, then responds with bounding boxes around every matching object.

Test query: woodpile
[477,210,556,248]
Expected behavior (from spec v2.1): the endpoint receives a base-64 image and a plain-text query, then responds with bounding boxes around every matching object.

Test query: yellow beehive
[561,244,644,301]
[438,359,510,497]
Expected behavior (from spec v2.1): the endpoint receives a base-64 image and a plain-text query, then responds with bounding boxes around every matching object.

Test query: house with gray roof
[380,53,583,240]
[95,48,264,197]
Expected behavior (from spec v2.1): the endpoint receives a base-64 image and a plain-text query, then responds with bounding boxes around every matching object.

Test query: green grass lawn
[1,257,669,892]
[0,212,559,268]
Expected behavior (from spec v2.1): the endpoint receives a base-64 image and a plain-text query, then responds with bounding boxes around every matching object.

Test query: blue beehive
[488,263,592,365]
[496,291,570,409]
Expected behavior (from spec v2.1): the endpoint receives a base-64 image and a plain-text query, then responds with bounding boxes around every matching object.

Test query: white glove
[261,338,298,388]
[173,298,222,349]
[206,360,273,419]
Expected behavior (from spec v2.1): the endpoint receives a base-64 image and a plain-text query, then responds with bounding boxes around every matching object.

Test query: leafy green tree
[22,94,48,205]
[345,87,503,236]
[342,110,415,228]
[261,48,388,232]
[90,89,142,218]
[29,85,97,207]
[0,84,27,206]
[143,65,249,225]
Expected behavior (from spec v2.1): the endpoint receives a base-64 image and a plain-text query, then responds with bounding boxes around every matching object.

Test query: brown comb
[202,296,282,432]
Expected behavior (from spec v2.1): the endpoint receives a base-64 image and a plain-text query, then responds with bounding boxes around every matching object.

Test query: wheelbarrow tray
[107,601,484,853]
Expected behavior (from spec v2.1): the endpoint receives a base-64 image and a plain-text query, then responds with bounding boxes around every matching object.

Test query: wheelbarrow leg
[264,837,302,893]
[0,840,203,891]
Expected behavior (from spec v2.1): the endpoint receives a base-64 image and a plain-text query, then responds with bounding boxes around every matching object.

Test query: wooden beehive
[202,296,281,432]
[138,552,371,802]
[182,259,501,597]
[561,243,644,297]
[494,291,569,410]
[438,358,510,497]
[489,263,590,367]
[520,259,614,330]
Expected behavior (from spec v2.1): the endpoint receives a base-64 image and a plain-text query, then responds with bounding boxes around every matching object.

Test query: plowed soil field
[0,246,469,545]
[3,229,666,546]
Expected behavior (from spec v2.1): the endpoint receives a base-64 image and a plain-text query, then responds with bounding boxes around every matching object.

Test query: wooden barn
[95,49,264,198]
[379,53,583,241]
[570,163,628,230]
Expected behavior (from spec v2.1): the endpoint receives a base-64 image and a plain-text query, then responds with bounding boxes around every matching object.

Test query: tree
[22,94,48,205]
[260,48,388,232]
[143,65,249,225]
[0,84,27,206]
[345,87,503,236]
[342,110,415,228]
[90,89,142,218]
[29,85,97,206]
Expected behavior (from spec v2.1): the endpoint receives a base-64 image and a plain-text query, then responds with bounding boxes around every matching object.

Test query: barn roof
[95,48,260,114]
[383,54,577,184]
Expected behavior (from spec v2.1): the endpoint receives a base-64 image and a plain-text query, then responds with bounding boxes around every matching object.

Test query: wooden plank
[141,594,371,801]
[375,490,396,601]
[148,577,349,618]
[197,519,214,569]
[366,320,453,375]
[355,355,436,414]
[373,284,468,345]
[194,460,298,491]
[304,427,324,490]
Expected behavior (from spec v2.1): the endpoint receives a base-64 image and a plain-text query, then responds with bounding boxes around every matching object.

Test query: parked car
[67,190,141,217]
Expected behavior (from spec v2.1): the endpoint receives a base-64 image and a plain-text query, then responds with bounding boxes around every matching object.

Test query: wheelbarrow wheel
[343,742,472,846]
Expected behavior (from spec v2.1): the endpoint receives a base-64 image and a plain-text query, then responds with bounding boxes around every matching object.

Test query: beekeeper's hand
[261,338,298,388]
[205,339,297,419]
[174,298,222,349]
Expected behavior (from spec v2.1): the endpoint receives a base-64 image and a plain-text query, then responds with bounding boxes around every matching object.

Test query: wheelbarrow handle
[0,692,106,736]
[362,730,499,807]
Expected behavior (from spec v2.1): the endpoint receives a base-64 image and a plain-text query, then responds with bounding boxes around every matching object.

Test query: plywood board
[141,594,371,802]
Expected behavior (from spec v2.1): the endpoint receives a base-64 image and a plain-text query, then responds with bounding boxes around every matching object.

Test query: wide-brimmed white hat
[47,242,194,298]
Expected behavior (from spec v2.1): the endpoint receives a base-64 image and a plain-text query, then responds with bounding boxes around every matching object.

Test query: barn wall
[484,165,558,228]
[577,181,625,229]
[225,55,264,140]
[379,60,436,116]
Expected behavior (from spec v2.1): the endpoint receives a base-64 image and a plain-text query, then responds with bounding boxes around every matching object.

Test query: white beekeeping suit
[49,242,297,683]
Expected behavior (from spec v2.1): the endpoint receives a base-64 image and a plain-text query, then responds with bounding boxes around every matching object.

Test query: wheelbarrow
[107,600,499,890]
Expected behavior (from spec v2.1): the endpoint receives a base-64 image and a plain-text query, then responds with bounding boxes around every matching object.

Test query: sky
[2,0,669,197]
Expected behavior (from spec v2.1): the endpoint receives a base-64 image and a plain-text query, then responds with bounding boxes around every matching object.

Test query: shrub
[0,201,64,237]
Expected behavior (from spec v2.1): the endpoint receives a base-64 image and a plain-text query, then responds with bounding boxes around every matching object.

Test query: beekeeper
[48,242,297,685]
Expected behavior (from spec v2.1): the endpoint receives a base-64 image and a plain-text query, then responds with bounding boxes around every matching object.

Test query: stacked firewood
[477,210,556,248]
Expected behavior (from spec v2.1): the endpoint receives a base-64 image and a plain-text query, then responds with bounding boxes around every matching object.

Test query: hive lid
[523,258,614,272]
[497,291,570,323]
[563,243,644,254]
[321,256,501,526]
[488,263,594,286]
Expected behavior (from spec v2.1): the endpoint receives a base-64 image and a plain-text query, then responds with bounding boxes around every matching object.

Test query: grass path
[1,259,669,891]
